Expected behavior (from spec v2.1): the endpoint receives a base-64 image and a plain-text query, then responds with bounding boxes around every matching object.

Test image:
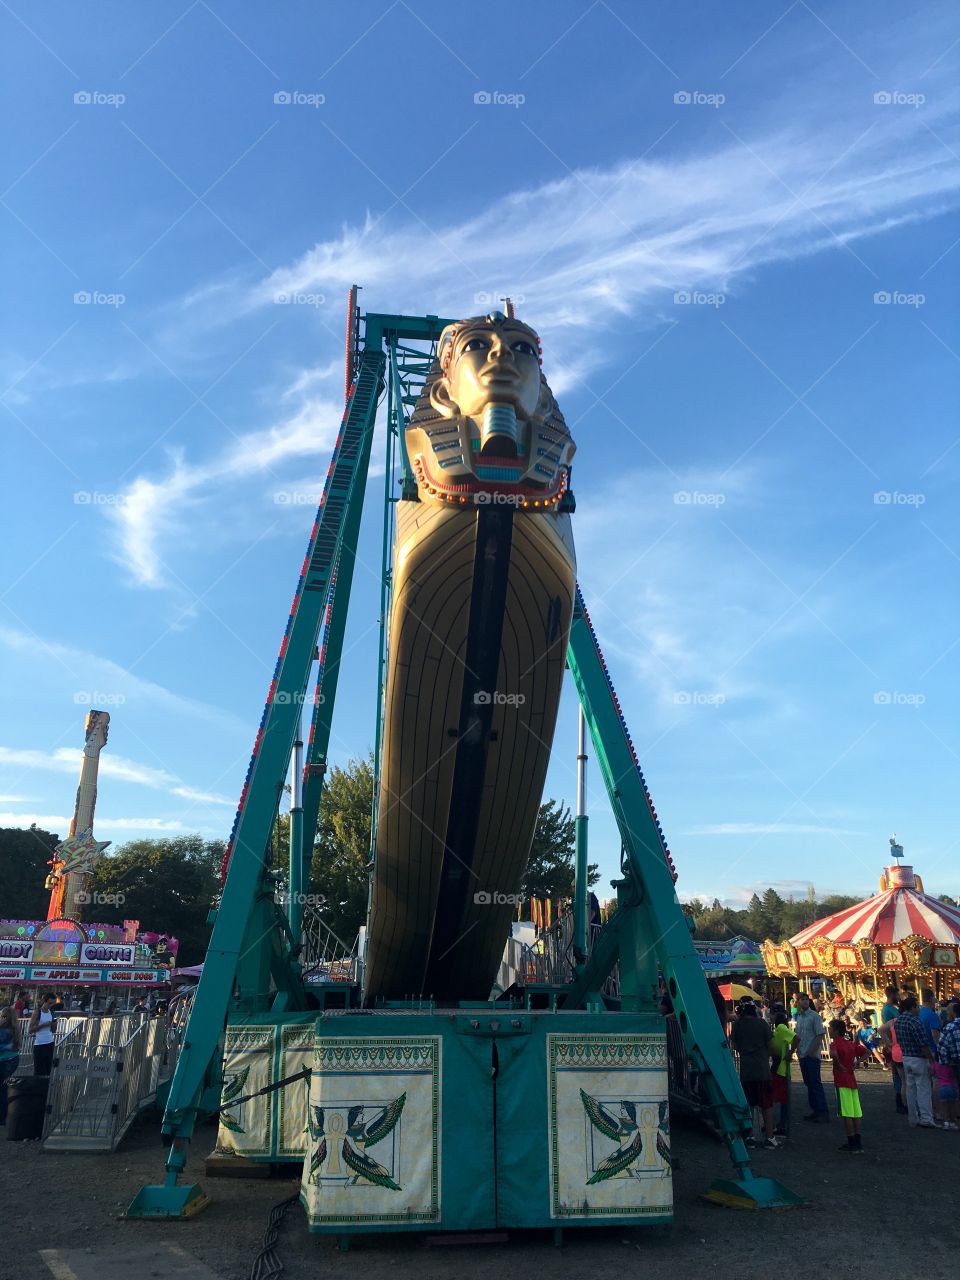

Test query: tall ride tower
[45,709,112,920]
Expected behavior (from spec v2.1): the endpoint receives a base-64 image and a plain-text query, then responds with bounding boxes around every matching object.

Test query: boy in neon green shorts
[829,1018,868,1152]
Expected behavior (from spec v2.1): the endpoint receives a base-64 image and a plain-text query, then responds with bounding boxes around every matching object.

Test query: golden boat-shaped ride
[364,311,577,1001]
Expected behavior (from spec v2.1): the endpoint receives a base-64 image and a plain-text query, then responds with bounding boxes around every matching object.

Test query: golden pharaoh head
[408,311,575,506]
[432,314,548,429]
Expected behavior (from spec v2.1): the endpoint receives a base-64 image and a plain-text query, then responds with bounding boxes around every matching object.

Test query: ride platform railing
[497,917,617,996]
[15,1015,88,1075]
[300,905,359,985]
[42,1015,175,1151]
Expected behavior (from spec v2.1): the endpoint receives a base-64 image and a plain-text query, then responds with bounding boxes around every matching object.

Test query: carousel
[762,839,960,1008]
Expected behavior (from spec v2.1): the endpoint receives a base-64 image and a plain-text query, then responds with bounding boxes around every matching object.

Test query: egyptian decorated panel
[301,1035,441,1229]
[278,1020,314,1157]
[215,1017,315,1160]
[546,1033,672,1221]
[216,1024,277,1158]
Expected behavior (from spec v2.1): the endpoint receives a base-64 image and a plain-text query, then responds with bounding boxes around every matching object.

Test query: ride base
[134,1006,675,1234]
[302,1007,672,1236]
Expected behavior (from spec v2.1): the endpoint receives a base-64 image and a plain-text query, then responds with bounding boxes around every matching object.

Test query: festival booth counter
[0,916,178,1005]
[761,858,960,1005]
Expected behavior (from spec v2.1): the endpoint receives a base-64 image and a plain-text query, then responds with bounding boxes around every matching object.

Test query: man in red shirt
[829,1018,868,1152]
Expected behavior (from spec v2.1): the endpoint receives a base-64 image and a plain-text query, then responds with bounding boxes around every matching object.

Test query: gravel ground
[5,1070,959,1280]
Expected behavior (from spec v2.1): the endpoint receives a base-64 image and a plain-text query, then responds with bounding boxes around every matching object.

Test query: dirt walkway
[5,1071,958,1280]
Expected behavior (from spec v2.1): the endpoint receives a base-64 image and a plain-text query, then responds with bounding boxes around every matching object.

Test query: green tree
[818,894,861,916]
[761,887,785,931]
[780,897,822,938]
[694,903,739,939]
[520,800,599,899]
[744,892,769,939]
[309,755,374,944]
[88,835,223,965]
[0,824,62,918]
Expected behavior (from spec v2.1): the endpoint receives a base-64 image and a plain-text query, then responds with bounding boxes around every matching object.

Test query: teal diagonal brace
[564,585,764,1181]
[300,460,370,880]
[153,346,384,1152]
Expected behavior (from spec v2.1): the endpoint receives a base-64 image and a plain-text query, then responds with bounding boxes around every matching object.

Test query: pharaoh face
[432,317,543,421]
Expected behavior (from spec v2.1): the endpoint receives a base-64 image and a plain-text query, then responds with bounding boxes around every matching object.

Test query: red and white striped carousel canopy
[791,866,960,948]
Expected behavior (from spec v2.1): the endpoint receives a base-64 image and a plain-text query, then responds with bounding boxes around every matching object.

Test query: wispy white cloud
[108,392,344,587]
[572,462,817,715]
[128,95,959,587]
[99,817,186,831]
[680,878,870,908]
[228,111,959,382]
[0,812,186,832]
[0,626,243,731]
[684,822,862,836]
[0,746,233,807]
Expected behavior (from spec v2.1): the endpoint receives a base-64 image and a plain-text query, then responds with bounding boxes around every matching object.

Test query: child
[855,1014,885,1068]
[770,1010,797,1136]
[932,1060,958,1129]
[829,1018,867,1152]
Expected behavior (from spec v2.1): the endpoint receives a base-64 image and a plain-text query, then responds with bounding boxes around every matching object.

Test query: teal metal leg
[566,586,803,1211]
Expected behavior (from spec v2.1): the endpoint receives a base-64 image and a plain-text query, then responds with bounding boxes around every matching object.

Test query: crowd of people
[728,985,960,1153]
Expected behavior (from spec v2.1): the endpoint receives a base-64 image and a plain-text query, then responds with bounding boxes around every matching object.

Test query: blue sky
[2,1,959,910]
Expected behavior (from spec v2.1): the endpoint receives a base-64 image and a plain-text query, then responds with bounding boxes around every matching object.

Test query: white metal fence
[15,1014,89,1075]
[40,1014,174,1151]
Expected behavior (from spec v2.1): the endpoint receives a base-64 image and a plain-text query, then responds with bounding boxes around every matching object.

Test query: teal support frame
[128,306,799,1219]
[564,586,801,1209]
[573,706,589,962]
[288,738,305,953]
[128,341,386,1218]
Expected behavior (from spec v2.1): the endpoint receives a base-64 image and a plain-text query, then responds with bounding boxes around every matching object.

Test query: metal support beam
[573,706,589,962]
[564,585,801,1208]
[128,341,386,1219]
[288,738,304,945]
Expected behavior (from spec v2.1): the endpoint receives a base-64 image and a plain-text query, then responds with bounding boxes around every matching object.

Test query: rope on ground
[250,1192,301,1280]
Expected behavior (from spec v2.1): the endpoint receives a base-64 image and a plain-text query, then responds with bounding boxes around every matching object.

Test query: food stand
[0,916,177,1009]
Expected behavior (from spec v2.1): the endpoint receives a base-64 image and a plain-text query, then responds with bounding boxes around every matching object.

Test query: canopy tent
[694,935,766,978]
[762,852,960,997]
[717,982,757,1002]
[789,885,960,950]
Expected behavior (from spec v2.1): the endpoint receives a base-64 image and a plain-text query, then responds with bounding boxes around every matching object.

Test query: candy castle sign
[0,917,179,989]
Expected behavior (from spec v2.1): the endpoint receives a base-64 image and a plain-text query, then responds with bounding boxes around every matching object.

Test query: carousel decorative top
[762,844,960,980]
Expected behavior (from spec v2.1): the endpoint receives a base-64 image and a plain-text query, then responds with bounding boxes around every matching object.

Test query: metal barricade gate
[42,1016,172,1151]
